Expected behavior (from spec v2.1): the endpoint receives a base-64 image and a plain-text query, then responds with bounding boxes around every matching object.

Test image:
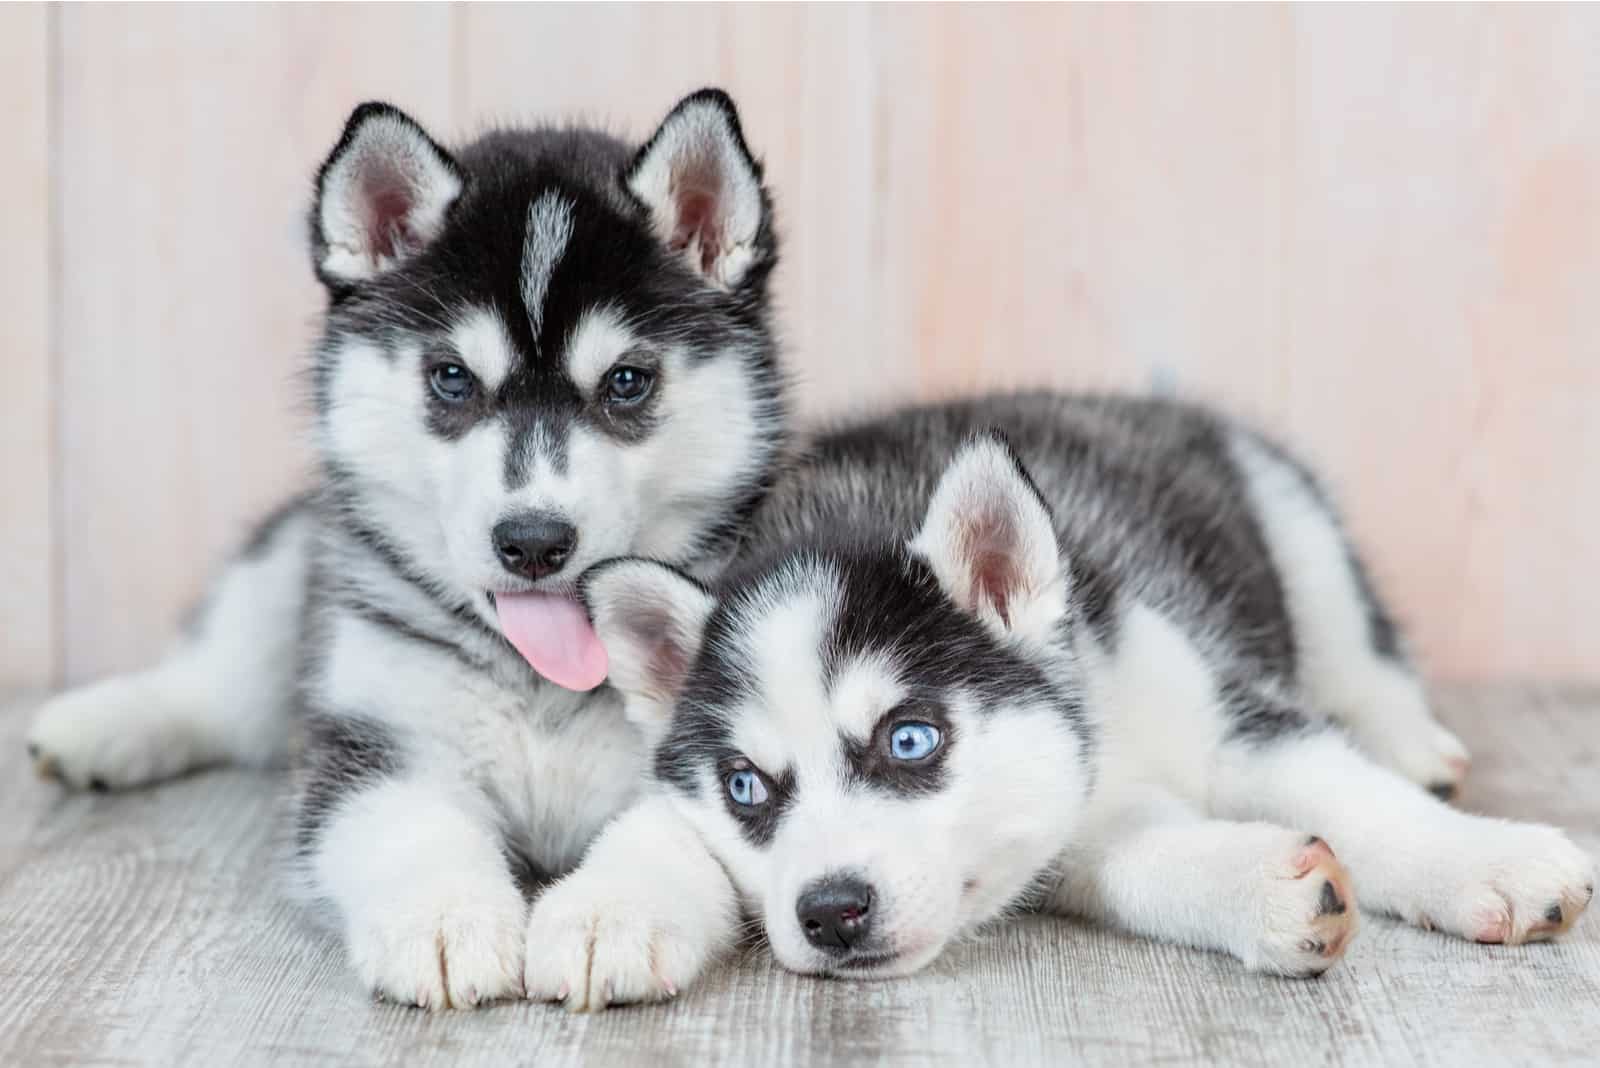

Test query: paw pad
[1293,836,1336,875]
[1472,911,1512,944]
[1318,880,1346,916]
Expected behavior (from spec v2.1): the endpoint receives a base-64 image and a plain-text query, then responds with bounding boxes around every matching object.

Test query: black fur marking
[341,597,490,674]
[576,350,665,448]
[507,847,556,901]
[842,702,954,797]
[716,759,795,848]
[1068,555,1120,649]
[321,496,501,643]
[651,698,728,802]
[1318,880,1346,916]
[89,777,109,794]
[422,353,496,443]
[26,742,39,761]
[1221,681,1319,745]
[819,549,1078,721]
[1244,432,1403,664]
[240,493,313,561]
[501,401,574,486]
[651,593,760,800]
[1343,544,1402,660]
[1428,781,1457,802]
[294,713,403,855]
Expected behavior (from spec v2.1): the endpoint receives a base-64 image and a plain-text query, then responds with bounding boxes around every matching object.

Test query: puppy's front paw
[1247,835,1359,977]
[1417,825,1595,945]
[348,878,527,1011]
[524,871,715,1012]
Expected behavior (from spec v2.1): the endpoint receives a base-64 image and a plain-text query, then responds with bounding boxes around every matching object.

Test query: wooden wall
[3,4,1597,688]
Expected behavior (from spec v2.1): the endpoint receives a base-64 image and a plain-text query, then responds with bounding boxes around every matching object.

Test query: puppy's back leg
[1211,713,1595,945]
[27,498,312,790]
[1228,431,1470,798]
[1043,786,1358,976]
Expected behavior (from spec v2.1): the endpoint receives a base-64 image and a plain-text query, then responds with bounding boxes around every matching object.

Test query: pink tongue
[494,592,609,691]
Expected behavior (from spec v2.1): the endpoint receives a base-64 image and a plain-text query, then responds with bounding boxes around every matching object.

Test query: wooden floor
[2,687,1597,1067]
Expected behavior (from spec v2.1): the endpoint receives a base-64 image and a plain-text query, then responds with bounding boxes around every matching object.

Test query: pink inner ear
[361,171,417,263]
[970,549,1018,628]
[633,606,693,701]
[668,155,726,274]
[961,510,1022,627]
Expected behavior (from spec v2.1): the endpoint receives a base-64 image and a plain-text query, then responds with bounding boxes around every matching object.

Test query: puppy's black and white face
[310,92,783,687]
[587,438,1093,977]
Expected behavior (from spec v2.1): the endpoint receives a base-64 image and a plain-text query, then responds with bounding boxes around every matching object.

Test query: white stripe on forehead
[729,560,843,773]
[521,191,576,341]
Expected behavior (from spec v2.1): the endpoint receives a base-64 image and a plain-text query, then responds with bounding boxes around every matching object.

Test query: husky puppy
[27,90,784,1009]
[528,394,1595,1009]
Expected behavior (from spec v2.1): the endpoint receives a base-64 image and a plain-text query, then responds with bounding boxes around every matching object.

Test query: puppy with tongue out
[496,593,609,692]
[141,84,791,1015]
[44,84,799,1016]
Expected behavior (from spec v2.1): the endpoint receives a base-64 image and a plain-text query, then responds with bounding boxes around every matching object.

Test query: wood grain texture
[19,5,1600,685]
[2,687,1597,1066]
[0,5,56,690]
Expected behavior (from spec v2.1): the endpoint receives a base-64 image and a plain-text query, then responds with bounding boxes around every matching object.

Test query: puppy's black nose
[796,874,875,953]
[492,513,577,581]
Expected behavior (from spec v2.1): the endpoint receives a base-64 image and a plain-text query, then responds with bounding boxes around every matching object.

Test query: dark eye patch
[583,349,663,445]
[844,699,954,796]
[422,352,495,440]
[715,755,795,847]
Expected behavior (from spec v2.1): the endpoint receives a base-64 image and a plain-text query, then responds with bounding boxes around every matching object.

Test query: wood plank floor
[2,687,1596,1067]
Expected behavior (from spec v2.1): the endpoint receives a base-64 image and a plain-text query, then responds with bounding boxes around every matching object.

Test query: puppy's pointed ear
[582,559,716,730]
[910,434,1068,644]
[627,89,769,289]
[312,102,463,287]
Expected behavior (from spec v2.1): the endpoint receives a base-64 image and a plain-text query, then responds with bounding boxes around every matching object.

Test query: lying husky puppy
[28,90,784,1009]
[529,394,1594,1008]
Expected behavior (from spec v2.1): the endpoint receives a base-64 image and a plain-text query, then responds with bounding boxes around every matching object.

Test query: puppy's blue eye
[429,362,475,403]
[726,768,769,807]
[889,722,942,761]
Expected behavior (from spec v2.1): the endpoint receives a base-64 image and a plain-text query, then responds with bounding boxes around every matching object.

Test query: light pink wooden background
[3,4,1596,689]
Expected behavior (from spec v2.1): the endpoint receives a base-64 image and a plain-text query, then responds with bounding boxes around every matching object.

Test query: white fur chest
[466,680,647,875]
[314,608,649,875]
